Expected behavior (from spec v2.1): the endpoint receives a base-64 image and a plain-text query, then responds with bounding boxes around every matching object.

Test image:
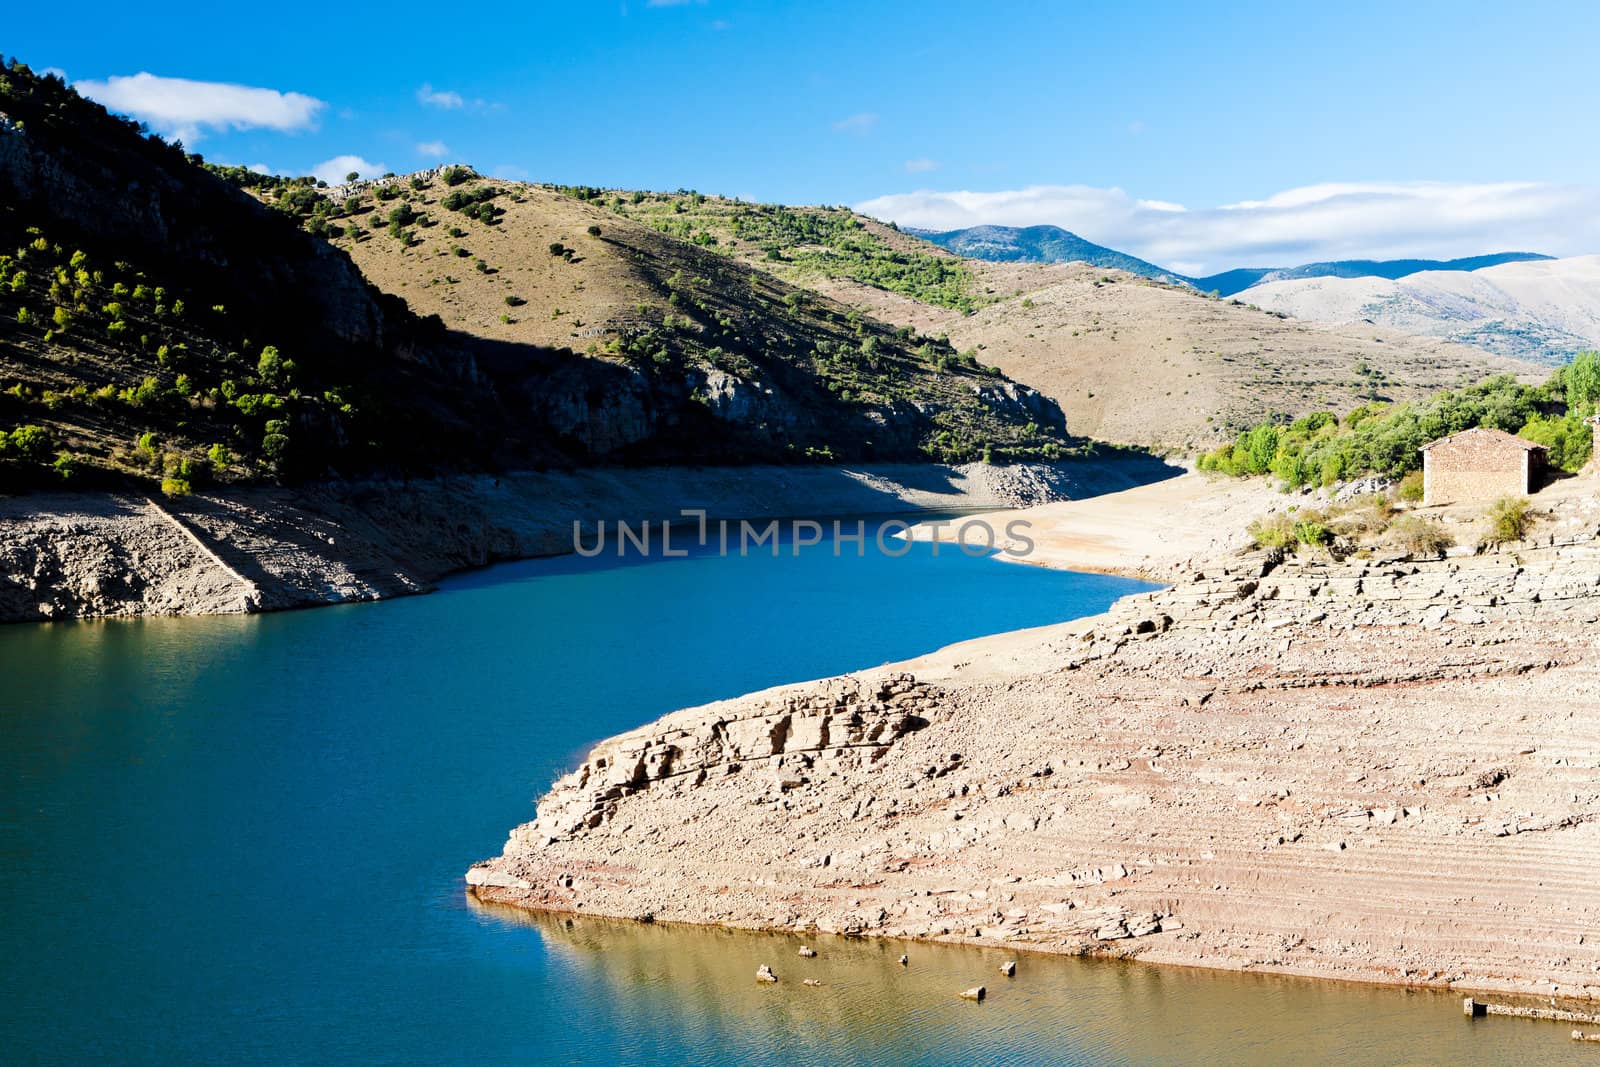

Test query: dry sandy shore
[0,457,1175,623]
[473,473,1600,1003]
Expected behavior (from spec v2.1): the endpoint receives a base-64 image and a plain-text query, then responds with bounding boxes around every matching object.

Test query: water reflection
[474,899,1591,1067]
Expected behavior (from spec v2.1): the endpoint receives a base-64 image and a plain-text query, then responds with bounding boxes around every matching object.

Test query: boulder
[755,964,778,984]
[959,985,987,1001]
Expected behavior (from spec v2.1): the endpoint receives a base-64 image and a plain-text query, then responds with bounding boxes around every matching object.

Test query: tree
[587,224,602,237]
[257,345,285,382]
[345,170,360,183]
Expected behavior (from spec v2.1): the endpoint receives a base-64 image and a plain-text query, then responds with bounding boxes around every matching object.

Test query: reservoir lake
[0,521,1583,1064]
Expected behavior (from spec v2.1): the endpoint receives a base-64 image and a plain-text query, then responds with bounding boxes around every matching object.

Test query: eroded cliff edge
[471,496,1600,1000]
[0,457,1174,623]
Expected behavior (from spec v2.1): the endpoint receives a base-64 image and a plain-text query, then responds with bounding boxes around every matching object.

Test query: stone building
[1420,427,1545,506]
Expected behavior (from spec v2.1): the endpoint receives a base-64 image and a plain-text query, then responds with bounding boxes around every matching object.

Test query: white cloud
[416,83,464,109]
[312,155,386,184]
[904,158,939,174]
[74,72,324,143]
[855,181,1600,275]
[833,112,878,136]
[491,163,531,180]
[41,66,67,81]
[248,162,270,174]
[416,140,451,159]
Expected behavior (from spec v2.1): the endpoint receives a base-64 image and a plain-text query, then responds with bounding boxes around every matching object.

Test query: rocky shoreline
[470,482,1600,1002]
[0,457,1177,624]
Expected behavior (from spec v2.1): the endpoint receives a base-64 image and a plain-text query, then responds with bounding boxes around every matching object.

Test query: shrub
[1485,496,1532,544]
[548,242,566,257]
[1387,515,1453,557]
[160,476,192,497]
[504,295,526,307]
[257,345,285,382]
[1396,470,1424,502]
[1293,521,1333,548]
[1247,513,1295,550]
[2,424,53,462]
[586,225,602,237]
[441,166,470,186]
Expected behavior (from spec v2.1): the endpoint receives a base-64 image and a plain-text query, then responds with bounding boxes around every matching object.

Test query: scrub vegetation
[1200,354,1600,489]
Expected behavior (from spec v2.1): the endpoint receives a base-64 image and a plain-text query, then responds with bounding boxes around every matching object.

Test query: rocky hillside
[0,60,1082,496]
[591,192,1542,449]
[309,173,1070,465]
[1239,255,1600,365]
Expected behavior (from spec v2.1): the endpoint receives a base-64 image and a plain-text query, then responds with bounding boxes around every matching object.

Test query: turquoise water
[0,524,1585,1064]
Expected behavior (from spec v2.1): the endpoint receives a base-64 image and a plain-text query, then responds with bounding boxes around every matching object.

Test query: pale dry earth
[473,471,1600,1002]
[0,457,1174,623]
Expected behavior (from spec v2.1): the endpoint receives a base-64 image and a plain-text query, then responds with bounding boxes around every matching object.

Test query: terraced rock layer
[472,521,1600,1000]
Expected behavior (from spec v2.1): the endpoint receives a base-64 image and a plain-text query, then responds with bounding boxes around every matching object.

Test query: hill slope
[849,264,1540,448]
[315,173,1072,464]
[0,61,1084,494]
[606,195,1541,447]
[1239,255,1600,365]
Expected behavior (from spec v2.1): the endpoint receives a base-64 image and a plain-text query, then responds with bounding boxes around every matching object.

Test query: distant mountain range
[911,225,1185,284]
[912,224,1553,297]
[1192,253,1555,297]
[1241,255,1600,365]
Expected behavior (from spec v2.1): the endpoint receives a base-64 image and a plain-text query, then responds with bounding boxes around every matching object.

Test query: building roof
[1419,426,1547,453]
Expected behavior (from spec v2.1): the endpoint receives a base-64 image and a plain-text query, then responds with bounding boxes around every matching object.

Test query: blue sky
[10,1,1600,272]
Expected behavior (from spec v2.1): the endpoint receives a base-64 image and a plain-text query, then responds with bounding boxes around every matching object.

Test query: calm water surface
[0,525,1580,1064]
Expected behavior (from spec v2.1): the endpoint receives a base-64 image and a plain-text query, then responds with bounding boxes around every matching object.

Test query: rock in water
[1000,961,1016,977]
[959,985,986,1001]
[898,954,909,967]
[756,964,778,984]
[803,978,824,987]
[798,946,817,958]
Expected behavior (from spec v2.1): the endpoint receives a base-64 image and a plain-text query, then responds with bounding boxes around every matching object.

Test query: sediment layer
[472,499,1600,1000]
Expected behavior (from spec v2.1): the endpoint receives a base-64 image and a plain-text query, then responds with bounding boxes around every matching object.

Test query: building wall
[1423,439,1533,506]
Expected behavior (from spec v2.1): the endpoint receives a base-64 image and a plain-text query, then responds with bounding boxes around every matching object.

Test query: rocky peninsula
[470,473,1600,1001]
